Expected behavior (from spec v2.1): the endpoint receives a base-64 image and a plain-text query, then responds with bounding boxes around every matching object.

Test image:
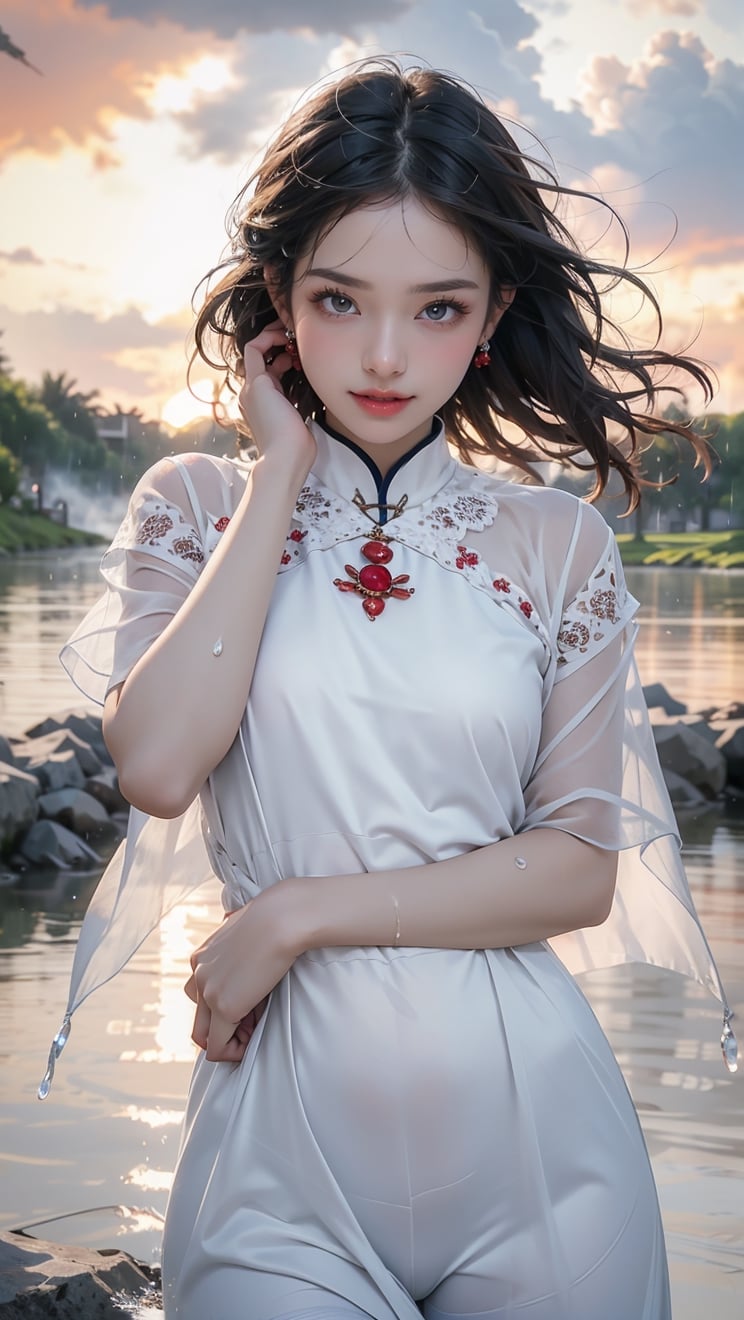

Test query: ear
[263,264,292,330]
[483,287,515,341]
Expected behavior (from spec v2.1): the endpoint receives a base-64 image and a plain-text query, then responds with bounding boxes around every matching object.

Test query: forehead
[297,197,489,286]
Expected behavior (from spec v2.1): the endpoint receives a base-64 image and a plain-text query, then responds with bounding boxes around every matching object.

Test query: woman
[43,59,735,1320]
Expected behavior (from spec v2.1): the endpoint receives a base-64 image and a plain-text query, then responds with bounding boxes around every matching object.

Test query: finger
[243,329,289,381]
[192,997,211,1051]
[205,1008,242,1063]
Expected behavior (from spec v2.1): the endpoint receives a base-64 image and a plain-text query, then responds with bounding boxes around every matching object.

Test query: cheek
[423,330,479,379]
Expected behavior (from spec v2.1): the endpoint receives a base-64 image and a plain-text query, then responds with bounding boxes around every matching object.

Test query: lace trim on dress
[282,468,552,653]
[556,540,630,672]
[110,495,232,570]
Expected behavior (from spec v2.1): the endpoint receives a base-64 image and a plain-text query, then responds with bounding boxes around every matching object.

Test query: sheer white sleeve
[39,454,238,1099]
[60,455,233,704]
[522,503,736,1070]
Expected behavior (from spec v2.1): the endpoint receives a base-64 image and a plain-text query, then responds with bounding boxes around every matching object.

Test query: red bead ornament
[214,516,230,532]
[361,540,393,564]
[473,340,491,368]
[359,564,393,593]
[333,532,414,621]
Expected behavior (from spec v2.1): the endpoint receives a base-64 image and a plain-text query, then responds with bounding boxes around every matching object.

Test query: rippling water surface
[0,551,742,1319]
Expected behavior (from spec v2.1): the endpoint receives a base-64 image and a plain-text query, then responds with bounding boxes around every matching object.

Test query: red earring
[473,339,491,369]
[285,328,301,368]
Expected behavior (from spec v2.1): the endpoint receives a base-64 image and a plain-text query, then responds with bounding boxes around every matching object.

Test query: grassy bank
[616,530,744,568]
[0,507,106,554]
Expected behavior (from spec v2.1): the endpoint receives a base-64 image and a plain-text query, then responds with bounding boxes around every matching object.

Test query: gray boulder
[0,1230,159,1317]
[13,729,103,778]
[19,819,99,868]
[661,768,708,809]
[647,709,719,745]
[698,700,744,723]
[712,720,744,789]
[0,762,40,850]
[84,767,128,814]
[643,683,687,716]
[653,722,727,798]
[24,709,103,746]
[38,788,111,836]
[23,750,86,794]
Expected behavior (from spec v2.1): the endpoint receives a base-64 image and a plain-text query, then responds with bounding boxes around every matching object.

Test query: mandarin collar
[307,416,455,522]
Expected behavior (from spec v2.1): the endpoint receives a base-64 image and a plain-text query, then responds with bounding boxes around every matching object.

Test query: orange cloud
[0,0,229,161]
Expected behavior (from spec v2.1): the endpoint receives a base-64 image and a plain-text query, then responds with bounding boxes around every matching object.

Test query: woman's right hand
[239,319,317,479]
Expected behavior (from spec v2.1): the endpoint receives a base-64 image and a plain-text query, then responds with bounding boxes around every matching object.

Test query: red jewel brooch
[333,490,415,621]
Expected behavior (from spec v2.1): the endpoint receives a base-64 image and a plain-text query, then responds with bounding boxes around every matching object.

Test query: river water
[0,549,742,1319]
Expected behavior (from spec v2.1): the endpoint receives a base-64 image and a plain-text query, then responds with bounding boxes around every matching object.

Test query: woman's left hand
[184,892,297,1062]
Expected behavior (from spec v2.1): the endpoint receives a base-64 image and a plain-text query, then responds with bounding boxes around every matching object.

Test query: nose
[361,318,407,378]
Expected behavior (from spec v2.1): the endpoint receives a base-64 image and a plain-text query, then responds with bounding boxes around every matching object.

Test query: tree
[0,443,20,502]
[0,375,64,474]
[37,371,101,447]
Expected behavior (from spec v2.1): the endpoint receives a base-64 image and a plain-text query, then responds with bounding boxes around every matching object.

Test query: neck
[318,413,441,479]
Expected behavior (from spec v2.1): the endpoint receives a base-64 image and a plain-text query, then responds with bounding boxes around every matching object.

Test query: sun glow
[145,55,236,114]
[161,380,217,430]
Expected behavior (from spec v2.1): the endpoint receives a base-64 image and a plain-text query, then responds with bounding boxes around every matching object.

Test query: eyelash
[308,286,470,323]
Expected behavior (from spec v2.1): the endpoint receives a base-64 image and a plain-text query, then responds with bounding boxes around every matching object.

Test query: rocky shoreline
[2,685,744,871]
[0,1230,161,1317]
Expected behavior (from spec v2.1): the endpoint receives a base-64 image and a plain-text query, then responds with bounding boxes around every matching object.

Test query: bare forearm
[105,455,305,816]
[277,828,618,954]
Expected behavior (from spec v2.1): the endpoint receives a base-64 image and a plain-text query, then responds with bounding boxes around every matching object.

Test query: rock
[13,730,102,778]
[653,722,727,798]
[646,709,719,744]
[712,720,744,789]
[661,768,708,809]
[0,1230,160,1317]
[38,788,112,836]
[0,735,16,765]
[23,750,86,794]
[0,763,39,850]
[24,709,103,749]
[642,683,687,716]
[84,767,128,814]
[18,819,99,868]
[704,700,744,722]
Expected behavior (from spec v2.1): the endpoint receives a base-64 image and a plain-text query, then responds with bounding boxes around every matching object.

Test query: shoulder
[461,466,611,560]
[130,451,249,515]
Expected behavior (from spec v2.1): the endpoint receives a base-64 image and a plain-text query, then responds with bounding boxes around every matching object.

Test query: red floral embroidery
[136,513,173,545]
[519,600,533,618]
[214,516,230,532]
[281,551,291,565]
[289,528,306,542]
[171,536,204,564]
[492,577,510,593]
[455,545,479,569]
[558,622,590,654]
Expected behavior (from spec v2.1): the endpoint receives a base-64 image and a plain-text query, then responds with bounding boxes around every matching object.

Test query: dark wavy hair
[193,57,714,509]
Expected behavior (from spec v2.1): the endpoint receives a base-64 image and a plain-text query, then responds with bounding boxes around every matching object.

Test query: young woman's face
[288,197,504,464]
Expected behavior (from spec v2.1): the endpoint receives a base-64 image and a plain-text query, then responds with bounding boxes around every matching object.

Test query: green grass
[0,507,106,554]
[616,530,744,569]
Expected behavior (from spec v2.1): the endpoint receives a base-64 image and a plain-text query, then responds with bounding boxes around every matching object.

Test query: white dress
[45,418,736,1319]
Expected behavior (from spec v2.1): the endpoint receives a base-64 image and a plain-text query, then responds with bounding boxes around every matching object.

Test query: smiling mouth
[351,391,414,401]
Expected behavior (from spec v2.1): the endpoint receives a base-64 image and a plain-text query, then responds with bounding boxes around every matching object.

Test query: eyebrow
[304,266,480,294]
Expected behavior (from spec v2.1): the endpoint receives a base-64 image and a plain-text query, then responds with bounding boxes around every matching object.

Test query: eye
[310,287,358,316]
[419,299,468,324]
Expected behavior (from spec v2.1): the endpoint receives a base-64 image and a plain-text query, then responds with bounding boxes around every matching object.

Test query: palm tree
[38,371,101,445]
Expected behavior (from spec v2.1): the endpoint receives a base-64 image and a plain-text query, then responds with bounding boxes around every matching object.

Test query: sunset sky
[1,0,743,429]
